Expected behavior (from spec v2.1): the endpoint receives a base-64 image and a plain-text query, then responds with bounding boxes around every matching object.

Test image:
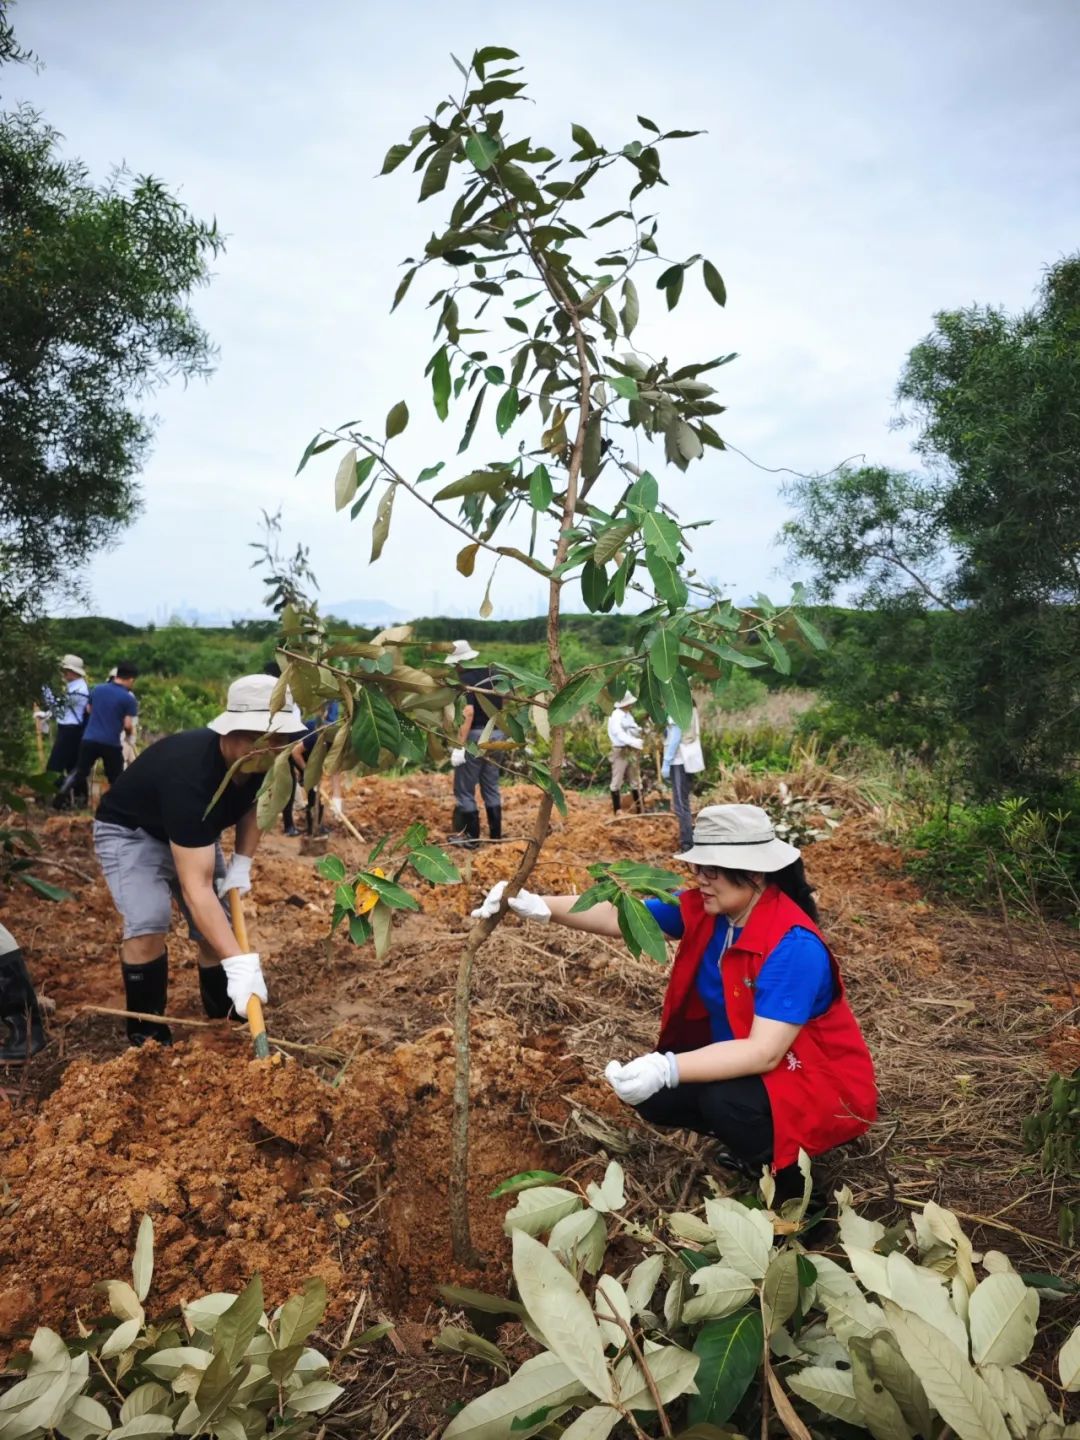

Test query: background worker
[59,661,139,802]
[44,654,90,807]
[662,704,705,851]
[472,804,877,1201]
[445,638,503,845]
[607,692,643,815]
[93,673,304,1045]
[0,923,45,1063]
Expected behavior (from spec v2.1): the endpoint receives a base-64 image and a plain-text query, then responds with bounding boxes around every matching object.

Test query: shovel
[228,889,270,1059]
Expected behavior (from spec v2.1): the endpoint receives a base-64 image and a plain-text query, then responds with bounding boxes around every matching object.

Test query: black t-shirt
[459,666,504,722]
[96,728,261,847]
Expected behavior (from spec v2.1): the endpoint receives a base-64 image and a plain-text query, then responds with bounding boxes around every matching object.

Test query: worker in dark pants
[57,662,139,806]
[45,654,90,808]
[0,923,45,1063]
[445,639,503,847]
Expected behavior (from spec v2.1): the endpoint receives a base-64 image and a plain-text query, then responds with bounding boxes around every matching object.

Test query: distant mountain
[323,597,412,625]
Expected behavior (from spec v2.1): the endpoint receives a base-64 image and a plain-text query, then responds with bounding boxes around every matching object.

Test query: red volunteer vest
[657,886,877,1169]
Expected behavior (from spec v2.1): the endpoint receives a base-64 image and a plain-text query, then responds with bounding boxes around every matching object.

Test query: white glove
[216,853,252,898]
[470,880,552,923]
[604,1052,679,1105]
[330,796,343,815]
[450,747,467,768]
[221,952,268,1019]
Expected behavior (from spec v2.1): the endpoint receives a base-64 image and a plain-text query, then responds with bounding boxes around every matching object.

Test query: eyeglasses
[691,864,725,881]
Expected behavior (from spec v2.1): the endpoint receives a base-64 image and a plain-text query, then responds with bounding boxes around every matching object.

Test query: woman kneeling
[473,803,877,1202]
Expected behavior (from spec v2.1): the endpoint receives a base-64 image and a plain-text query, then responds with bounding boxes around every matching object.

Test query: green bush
[136,678,224,738]
[905,791,1080,917]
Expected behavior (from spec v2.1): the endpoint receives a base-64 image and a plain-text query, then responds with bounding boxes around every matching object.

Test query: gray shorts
[93,821,227,941]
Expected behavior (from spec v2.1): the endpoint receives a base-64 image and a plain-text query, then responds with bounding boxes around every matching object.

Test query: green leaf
[420,139,457,200]
[350,686,402,765]
[529,463,553,511]
[642,511,682,563]
[548,671,611,727]
[593,519,637,567]
[435,1326,510,1372]
[380,137,419,174]
[491,1170,570,1198]
[496,386,520,437]
[356,869,420,912]
[214,1275,264,1366]
[795,612,827,650]
[435,469,505,502]
[295,432,336,476]
[370,482,396,562]
[702,259,727,306]
[473,44,520,67]
[409,845,461,885]
[571,123,602,157]
[278,1277,328,1350]
[609,375,639,401]
[431,347,451,421]
[385,401,408,440]
[616,895,668,963]
[646,626,680,682]
[316,854,346,882]
[621,277,640,336]
[759,634,791,676]
[581,559,609,612]
[511,1230,614,1402]
[626,470,659,509]
[465,133,500,171]
[391,265,417,311]
[458,383,487,454]
[647,549,689,608]
[484,365,506,384]
[438,1284,525,1317]
[20,873,72,902]
[660,666,693,729]
[688,1309,764,1426]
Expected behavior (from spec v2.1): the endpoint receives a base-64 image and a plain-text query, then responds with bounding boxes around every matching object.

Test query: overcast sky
[10,0,1080,623]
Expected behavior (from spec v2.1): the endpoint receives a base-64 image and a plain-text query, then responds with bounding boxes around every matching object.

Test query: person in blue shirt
[57,662,138,806]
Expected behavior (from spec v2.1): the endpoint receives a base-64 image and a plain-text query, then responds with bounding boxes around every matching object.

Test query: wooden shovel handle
[228,889,270,1059]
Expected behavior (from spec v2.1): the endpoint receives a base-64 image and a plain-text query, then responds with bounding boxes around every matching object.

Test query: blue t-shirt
[645,896,836,1042]
[83,682,138,746]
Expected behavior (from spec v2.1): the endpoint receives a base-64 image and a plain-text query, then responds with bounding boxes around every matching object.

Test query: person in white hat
[472,803,877,1201]
[44,655,90,807]
[92,673,305,1045]
[606,691,644,814]
[444,639,504,846]
[662,705,705,850]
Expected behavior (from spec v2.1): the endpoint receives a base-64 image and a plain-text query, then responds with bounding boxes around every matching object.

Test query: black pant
[48,724,87,804]
[635,1075,810,1203]
[74,740,125,787]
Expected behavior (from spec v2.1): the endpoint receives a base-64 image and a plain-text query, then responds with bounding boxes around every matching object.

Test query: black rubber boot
[449,807,480,848]
[198,962,238,1021]
[631,788,643,814]
[611,790,621,815]
[122,953,172,1047]
[485,806,503,841]
[0,948,46,1063]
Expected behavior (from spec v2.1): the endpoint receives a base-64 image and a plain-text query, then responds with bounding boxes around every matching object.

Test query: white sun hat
[444,638,480,665]
[208,674,306,737]
[60,654,86,677]
[614,692,638,708]
[675,803,801,872]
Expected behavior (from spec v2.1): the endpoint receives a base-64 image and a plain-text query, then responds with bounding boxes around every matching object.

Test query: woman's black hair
[718,858,819,923]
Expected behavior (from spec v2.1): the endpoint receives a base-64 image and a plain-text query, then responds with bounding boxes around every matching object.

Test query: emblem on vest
[785,1052,801,1071]
[742,977,755,990]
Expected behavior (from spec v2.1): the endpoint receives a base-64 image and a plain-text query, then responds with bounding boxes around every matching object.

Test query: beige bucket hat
[614,692,637,708]
[675,803,800,872]
[444,639,480,665]
[208,674,306,737]
[60,654,86,677]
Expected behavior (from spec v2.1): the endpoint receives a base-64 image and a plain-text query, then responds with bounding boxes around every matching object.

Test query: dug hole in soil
[2,773,1078,1367]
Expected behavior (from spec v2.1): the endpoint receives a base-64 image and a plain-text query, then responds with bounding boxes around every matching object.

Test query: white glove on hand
[450,747,467,768]
[604,1052,679,1105]
[216,853,252,898]
[221,952,268,1019]
[470,880,552,923]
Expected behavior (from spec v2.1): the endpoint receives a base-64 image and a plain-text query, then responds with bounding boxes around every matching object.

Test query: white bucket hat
[208,674,306,737]
[444,638,480,665]
[675,803,800,872]
[60,654,86,677]
[614,692,637,708]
